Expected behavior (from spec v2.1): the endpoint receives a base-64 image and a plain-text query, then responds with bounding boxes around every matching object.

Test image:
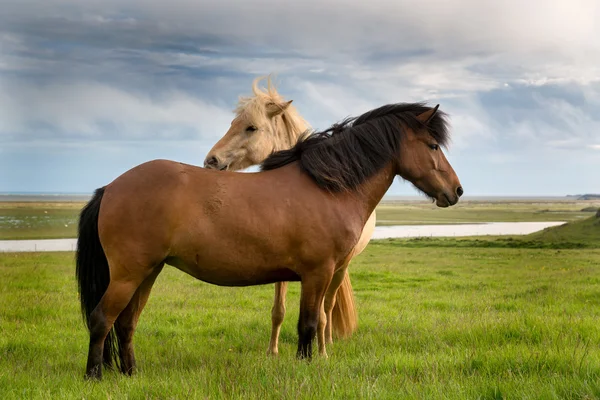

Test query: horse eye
[246,125,257,132]
[429,144,439,151]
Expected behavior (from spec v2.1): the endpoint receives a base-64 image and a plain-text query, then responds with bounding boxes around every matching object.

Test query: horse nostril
[204,156,218,168]
[456,186,464,197]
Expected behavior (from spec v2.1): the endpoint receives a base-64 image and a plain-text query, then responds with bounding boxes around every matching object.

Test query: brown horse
[203,76,375,355]
[76,102,463,380]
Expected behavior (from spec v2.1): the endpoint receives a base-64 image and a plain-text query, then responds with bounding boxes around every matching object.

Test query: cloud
[0,81,234,143]
[474,81,600,150]
[1,0,599,195]
[3,1,599,75]
[50,0,596,57]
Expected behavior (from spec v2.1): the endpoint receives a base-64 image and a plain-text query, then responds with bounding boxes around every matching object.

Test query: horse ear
[266,100,293,117]
[416,104,439,125]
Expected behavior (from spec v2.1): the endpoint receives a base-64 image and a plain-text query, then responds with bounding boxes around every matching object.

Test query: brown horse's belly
[165,256,301,287]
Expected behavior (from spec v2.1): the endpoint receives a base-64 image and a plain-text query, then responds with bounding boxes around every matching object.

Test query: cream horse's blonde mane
[235,75,312,147]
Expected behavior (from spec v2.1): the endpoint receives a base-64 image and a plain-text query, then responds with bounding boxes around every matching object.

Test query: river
[0,221,565,252]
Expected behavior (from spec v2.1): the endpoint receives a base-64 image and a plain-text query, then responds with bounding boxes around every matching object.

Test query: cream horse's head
[204,75,310,171]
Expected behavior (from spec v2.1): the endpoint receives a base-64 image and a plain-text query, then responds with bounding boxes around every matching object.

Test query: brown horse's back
[98,159,361,287]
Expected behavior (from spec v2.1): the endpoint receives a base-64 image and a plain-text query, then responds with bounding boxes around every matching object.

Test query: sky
[1,0,599,196]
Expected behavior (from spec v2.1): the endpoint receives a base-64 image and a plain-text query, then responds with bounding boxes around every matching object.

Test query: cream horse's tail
[330,271,358,338]
[330,210,376,338]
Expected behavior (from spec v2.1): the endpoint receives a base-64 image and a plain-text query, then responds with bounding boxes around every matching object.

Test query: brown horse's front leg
[297,271,333,360]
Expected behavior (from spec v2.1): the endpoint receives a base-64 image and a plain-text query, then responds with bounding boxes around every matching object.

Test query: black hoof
[121,366,136,376]
[296,349,312,361]
[84,365,102,381]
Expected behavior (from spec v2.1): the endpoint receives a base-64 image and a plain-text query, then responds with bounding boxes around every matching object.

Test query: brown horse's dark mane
[260,102,450,192]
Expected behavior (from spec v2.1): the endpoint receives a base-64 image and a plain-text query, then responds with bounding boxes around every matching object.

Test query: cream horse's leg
[325,210,376,344]
[267,210,377,356]
[267,281,288,355]
[319,266,348,356]
[317,297,328,357]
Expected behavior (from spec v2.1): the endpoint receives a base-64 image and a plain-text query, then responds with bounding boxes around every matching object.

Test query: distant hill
[525,214,600,247]
[579,194,600,200]
[567,194,600,200]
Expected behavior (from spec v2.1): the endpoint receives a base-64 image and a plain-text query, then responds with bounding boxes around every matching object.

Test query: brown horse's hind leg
[85,271,151,380]
[114,263,164,375]
[297,269,333,360]
[267,281,288,356]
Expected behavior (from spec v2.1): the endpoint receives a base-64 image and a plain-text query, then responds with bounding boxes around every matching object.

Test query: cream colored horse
[204,76,376,356]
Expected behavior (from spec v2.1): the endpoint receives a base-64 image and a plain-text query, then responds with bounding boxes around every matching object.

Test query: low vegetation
[0,202,82,240]
[525,214,600,248]
[581,206,599,212]
[379,214,600,250]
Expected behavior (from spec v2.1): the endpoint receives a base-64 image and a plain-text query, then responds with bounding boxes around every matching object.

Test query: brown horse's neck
[342,161,396,226]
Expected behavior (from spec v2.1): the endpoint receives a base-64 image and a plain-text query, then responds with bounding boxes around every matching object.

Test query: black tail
[75,187,120,370]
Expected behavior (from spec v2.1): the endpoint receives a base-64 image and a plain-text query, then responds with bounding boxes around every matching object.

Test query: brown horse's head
[260,102,462,208]
[204,76,310,171]
[396,105,463,207]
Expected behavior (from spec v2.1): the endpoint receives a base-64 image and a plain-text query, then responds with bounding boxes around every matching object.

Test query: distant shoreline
[0,193,594,203]
[0,194,93,202]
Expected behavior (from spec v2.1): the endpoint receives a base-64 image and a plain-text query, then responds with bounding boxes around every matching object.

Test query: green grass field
[1,238,600,399]
[1,199,599,240]
[1,202,599,398]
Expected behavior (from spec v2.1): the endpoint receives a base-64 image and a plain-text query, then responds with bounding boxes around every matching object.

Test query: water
[371,221,565,239]
[0,238,78,252]
[0,221,566,252]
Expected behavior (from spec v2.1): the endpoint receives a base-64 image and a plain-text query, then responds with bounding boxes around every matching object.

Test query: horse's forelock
[236,76,309,133]
[236,76,280,118]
